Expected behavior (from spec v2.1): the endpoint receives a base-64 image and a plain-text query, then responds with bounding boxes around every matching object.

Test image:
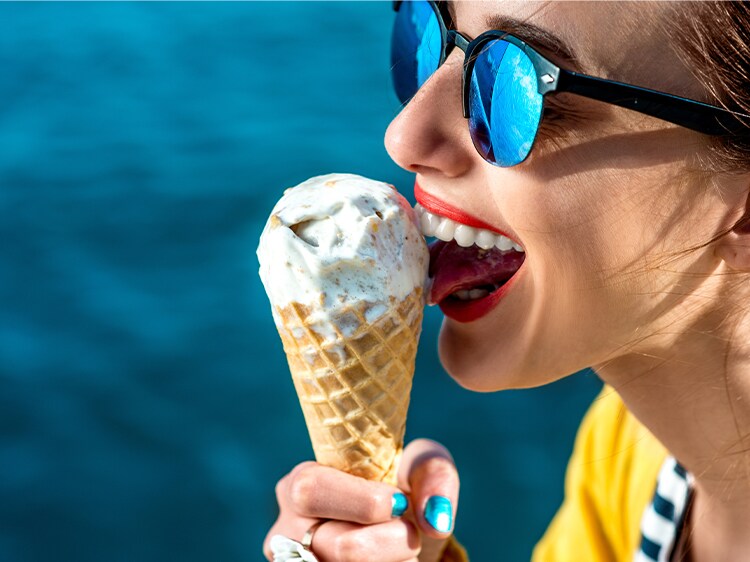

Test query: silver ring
[301,520,327,550]
[270,521,328,562]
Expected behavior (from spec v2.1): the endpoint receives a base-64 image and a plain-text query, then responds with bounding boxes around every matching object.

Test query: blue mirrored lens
[391,1,442,104]
[469,39,543,166]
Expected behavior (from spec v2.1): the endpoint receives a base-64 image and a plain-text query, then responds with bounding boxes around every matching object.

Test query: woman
[265,1,750,560]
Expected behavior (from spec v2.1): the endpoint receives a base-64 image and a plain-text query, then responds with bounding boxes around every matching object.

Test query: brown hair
[666,2,750,174]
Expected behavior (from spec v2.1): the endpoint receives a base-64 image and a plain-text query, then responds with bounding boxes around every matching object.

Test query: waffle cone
[274,289,423,485]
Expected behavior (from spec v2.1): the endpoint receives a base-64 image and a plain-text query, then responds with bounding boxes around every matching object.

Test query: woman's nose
[384,51,476,178]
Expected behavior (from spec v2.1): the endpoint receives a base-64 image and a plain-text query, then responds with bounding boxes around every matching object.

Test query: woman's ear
[715,182,750,271]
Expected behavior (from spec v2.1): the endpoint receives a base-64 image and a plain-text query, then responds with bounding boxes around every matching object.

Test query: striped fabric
[634,456,694,562]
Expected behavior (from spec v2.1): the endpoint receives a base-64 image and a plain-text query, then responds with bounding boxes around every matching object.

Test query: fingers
[264,519,420,562]
[263,516,316,561]
[311,519,420,562]
[278,462,409,524]
[400,439,460,540]
[265,447,457,562]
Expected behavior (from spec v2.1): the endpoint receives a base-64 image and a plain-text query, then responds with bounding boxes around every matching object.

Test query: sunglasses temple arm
[556,70,745,135]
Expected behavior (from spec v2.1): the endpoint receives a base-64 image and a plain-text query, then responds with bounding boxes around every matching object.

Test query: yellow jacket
[444,386,667,561]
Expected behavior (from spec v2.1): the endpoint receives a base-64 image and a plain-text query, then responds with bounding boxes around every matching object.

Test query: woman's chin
[438,322,523,392]
[437,319,564,392]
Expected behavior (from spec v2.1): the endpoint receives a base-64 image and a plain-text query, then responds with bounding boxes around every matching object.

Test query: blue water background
[0,2,602,561]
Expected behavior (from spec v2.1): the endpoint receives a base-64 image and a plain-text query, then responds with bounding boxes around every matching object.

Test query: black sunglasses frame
[393,0,747,137]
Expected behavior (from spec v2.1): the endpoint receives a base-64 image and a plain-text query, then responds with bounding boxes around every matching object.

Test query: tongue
[428,240,526,304]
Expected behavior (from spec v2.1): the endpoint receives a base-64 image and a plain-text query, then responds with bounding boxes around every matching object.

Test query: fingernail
[424,496,453,533]
[391,492,408,517]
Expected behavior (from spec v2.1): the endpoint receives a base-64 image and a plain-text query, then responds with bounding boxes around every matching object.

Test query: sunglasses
[390,0,747,167]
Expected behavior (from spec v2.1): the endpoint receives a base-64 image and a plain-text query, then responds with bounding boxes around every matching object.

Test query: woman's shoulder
[532,385,669,561]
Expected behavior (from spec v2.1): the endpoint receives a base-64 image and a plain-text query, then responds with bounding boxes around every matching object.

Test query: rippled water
[0,3,601,561]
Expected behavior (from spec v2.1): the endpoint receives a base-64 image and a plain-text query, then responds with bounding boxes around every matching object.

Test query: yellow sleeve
[532,387,667,562]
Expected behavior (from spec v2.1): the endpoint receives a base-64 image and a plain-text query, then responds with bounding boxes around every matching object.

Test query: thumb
[399,439,460,541]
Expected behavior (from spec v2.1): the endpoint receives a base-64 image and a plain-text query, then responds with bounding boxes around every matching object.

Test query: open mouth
[415,204,526,322]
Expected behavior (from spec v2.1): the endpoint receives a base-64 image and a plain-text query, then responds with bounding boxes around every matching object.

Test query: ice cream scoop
[258,173,429,484]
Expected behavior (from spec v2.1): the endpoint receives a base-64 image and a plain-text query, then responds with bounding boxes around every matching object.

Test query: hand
[263,439,460,562]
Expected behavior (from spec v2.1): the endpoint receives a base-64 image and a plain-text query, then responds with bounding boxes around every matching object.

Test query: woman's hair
[666,2,750,174]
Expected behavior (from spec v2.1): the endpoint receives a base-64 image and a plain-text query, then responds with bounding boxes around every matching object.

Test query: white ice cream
[257,173,428,332]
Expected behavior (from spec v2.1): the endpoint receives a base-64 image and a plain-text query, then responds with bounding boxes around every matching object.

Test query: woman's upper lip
[414,180,518,242]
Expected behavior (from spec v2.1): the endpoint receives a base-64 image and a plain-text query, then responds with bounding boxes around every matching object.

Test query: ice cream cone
[275,290,423,485]
[258,173,429,485]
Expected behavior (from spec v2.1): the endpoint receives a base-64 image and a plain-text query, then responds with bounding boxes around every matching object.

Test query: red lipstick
[415,180,511,238]
[415,179,525,323]
[438,267,524,322]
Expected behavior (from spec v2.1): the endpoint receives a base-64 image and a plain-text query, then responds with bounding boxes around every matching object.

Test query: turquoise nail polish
[391,492,408,517]
[424,496,453,533]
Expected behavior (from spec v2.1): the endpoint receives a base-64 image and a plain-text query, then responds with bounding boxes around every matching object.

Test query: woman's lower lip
[437,266,524,323]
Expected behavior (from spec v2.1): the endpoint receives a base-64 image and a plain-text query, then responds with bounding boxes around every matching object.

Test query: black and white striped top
[634,456,694,562]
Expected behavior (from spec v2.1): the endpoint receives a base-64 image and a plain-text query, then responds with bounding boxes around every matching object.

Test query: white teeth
[414,204,524,253]
[475,229,496,250]
[453,288,491,301]
[453,224,477,248]
[420,208,440,235]
[435,217,456,242]
[495,236,514,251]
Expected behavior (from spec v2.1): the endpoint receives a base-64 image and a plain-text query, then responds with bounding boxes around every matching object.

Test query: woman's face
[385,1,746,391]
